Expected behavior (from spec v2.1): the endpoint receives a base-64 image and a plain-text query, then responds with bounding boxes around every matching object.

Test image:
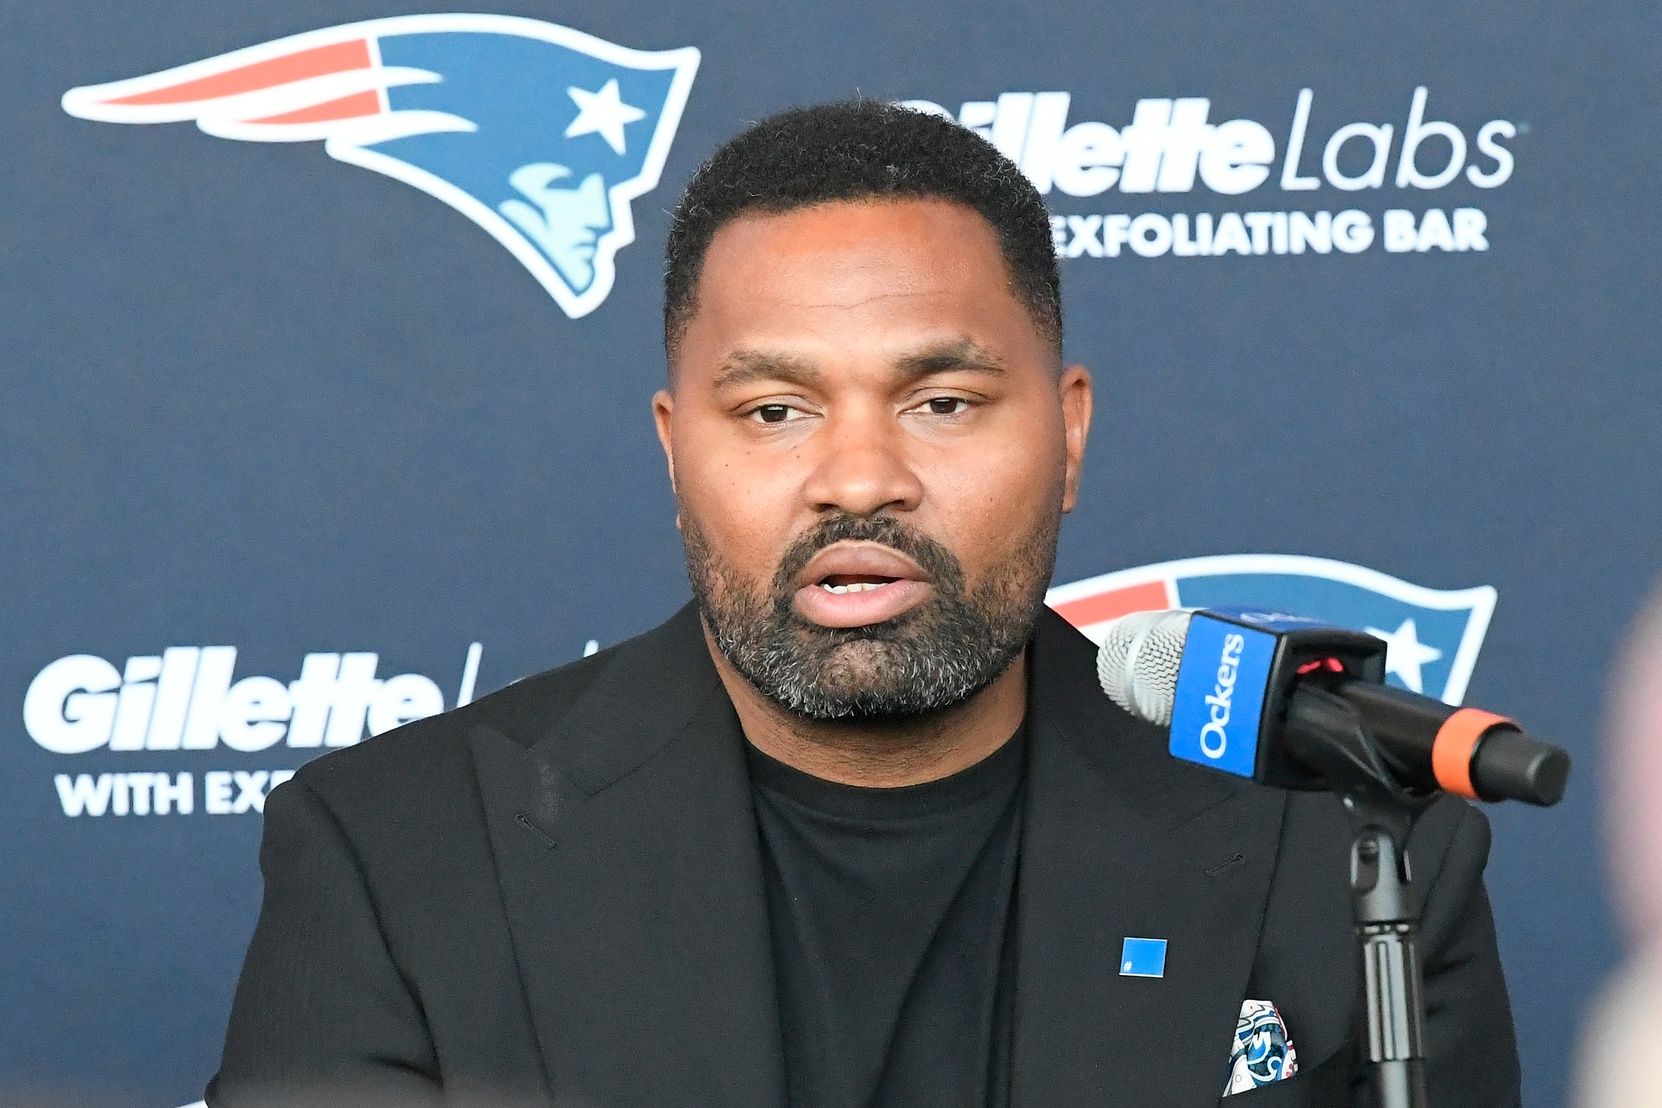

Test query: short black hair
[663,100,1061,364]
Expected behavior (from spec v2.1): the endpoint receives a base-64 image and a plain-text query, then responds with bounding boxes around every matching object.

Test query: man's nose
[801,408,925,517]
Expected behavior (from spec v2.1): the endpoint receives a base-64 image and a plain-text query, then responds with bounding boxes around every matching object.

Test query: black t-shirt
[746,729,1026,1108]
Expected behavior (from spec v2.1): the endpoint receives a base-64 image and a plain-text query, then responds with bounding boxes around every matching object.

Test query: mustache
[770,514,965,599]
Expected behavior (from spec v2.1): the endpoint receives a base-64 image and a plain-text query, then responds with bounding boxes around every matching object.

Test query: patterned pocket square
[1222,999,1299,1096]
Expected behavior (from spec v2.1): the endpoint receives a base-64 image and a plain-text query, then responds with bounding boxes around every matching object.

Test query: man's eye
[920,397,969,416]
[750,404,803,424]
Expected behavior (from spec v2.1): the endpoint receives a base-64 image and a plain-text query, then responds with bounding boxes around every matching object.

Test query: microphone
[1096,607,1570,807]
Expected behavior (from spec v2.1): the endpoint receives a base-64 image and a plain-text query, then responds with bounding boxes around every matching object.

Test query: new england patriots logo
[62,15,699,318]
[1046,554,1497,704]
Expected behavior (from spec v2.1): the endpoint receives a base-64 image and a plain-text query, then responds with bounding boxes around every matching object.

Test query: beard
[680,505,1061,722]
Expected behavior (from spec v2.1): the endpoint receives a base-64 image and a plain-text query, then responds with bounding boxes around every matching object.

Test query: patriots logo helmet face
[62,15,700,318]
[1046,554,1498,704]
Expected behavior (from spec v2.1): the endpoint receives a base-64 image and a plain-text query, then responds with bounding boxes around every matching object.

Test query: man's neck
[703,630,1029,788]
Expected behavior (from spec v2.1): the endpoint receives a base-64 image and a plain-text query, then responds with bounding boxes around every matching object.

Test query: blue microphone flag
[1168,610,1291,778]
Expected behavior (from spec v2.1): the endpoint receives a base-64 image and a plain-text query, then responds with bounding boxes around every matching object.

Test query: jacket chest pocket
[1215,1040,1354,1106]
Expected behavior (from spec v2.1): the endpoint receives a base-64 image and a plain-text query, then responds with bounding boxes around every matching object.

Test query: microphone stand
[1285,685,1436,1108]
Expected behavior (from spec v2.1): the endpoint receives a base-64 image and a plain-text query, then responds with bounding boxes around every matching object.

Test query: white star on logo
[564,78,646,156]
[1365,617,1444,695]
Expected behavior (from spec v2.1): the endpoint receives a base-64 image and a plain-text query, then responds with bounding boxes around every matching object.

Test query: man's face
[655,198,1091,720]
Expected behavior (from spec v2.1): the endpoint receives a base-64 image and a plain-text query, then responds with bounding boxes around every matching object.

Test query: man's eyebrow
[711,350,824,391]
[709,339,1007,392]
[893,339,1008,381]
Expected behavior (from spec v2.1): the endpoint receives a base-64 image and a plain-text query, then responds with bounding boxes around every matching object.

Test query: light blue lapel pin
[1120,937,1167,978]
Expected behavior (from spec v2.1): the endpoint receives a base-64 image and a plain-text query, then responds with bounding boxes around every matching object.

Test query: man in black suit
[208,102,1520,1107]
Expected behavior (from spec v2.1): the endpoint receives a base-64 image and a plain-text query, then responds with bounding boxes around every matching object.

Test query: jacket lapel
[1011,608,1288,1107]
[470,606,786,1108]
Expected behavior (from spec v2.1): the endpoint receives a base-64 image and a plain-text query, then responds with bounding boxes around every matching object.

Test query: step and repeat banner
[5,2,1657,1104]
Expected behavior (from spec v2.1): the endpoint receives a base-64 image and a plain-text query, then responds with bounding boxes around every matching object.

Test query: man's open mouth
[794,544,935,628]
[816,574,903,595]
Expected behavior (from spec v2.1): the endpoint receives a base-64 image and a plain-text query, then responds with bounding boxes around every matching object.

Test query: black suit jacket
[207,604,1520,1107]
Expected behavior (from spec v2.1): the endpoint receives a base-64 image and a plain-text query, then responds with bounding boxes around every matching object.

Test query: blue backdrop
[6,2,1657,1104]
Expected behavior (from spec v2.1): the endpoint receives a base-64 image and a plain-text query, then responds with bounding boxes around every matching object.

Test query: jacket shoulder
[288,638,618,810]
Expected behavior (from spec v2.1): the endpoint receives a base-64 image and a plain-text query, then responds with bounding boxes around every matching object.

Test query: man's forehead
[669,196,1056,384]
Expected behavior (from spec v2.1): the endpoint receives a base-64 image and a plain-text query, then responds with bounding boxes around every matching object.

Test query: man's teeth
[819,581,888,594]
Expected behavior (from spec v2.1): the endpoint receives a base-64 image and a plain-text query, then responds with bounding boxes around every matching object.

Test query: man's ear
[1059,365,1093,513]
[652,388,679,526]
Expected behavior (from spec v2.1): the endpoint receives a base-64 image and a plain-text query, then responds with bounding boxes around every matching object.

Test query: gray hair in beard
[681,510,1059,721]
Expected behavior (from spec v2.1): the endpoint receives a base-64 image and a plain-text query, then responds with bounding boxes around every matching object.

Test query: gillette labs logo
[902,88,1514,197]
[904,88,1520,259]
[1200,632,1245,758]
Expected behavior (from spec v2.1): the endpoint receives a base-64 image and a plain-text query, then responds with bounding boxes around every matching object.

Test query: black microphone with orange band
[1094,606,1570,807]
